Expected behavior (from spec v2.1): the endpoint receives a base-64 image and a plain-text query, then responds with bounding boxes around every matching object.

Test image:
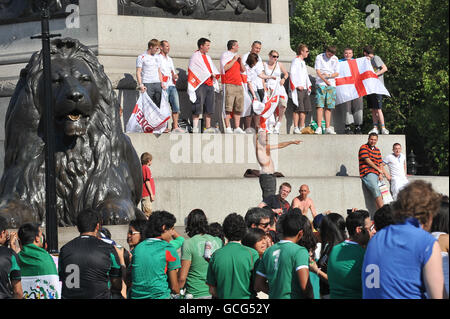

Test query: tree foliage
[290,0,449,175]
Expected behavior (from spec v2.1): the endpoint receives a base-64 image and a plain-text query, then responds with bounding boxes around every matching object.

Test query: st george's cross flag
[187,50,220,103]
[253,82,280,131]
[335,57,390,105]
[126,91,171,134]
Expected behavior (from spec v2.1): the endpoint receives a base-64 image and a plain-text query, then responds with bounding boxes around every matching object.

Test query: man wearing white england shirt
[136,39,165,107]
[159,40,184,133]
[383,143,409,200]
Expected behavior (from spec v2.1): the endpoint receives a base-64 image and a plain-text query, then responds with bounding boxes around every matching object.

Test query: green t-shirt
[206,242,259,299]
[256,240,310,299]
[327,240,366,299]
[130,238,181,299]
[181,234,223,298]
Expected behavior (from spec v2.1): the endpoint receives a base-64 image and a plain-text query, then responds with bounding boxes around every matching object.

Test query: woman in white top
[263,50,289,134]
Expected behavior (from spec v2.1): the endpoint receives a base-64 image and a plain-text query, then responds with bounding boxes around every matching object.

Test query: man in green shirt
[206,213,259,299]
[254,212,314,299]
[327,210,371,299]
[17,223,60,299]
[131,211,181,299]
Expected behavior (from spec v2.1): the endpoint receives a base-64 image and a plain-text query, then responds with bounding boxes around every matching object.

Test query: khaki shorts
[141,196,153,218]
[225,84,244,114]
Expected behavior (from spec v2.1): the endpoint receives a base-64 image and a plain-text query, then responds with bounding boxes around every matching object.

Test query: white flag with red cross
[335,57,390,105]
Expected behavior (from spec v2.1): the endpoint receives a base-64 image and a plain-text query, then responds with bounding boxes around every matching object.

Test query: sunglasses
[258,222,271,228]
[271,55,279,58]
[128,231,140,235]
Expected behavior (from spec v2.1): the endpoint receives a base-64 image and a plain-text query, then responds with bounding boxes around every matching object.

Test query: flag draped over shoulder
[125,91,171,134]
[18,244,61,299]
[335,57,390,105]
[289,57,312,107]
[241,73,253,117]
[187,50,220,103]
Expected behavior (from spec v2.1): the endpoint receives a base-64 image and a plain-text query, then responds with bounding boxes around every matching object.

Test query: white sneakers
[234,127,245,134]
[314,127,322,135]
[225,127,233,134]
[293,127,302,134]
[368,127,389,135]
[273,122,282,134]
[325,126,336,135]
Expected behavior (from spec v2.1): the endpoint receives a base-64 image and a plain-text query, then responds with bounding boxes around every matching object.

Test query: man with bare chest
[255,131,301,199]
[291,184,317,220]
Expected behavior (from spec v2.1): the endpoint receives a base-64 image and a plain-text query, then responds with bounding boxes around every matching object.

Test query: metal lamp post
[31,0,61,254]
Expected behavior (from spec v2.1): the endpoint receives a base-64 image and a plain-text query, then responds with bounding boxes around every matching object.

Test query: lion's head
[0,38,142,227]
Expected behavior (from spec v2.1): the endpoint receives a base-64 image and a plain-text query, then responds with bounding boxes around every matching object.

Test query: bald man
[291,184,317,220]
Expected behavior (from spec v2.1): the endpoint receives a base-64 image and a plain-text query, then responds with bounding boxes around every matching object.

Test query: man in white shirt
[314,46,339,135]
[383,143,409,200]
[290,43,312,134]
[159,40,184,133]
[136,39,165,107]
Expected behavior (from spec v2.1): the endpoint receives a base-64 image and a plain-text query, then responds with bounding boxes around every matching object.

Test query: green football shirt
[130,238,181,299]
[206,242,259,299]
[181,234,223,298]
[327,240,366,299]
[256,240,310,299]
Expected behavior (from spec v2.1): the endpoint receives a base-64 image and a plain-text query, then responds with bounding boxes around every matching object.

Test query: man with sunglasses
[325,210,372,299]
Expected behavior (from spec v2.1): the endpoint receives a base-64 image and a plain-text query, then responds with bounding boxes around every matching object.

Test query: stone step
[128,133,406,178]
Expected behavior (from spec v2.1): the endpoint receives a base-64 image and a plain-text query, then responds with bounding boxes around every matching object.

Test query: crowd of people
[135,38,390,135]
[0,180,447,299]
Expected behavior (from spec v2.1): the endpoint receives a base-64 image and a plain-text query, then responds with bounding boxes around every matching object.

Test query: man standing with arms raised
[187,38,220,133]
[221,40,246,134]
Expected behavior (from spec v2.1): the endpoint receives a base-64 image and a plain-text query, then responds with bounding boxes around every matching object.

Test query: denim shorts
[362,173,382,198]
[167,85,180,113]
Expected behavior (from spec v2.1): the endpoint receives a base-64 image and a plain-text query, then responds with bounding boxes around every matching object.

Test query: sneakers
[354,125,362,135]
[314,127,322,135]
[245,127,256,134]
[381,127,389,135]
[344,125,354,135]
[171,127,186,133]
[325,126,337,135]
[368,127,379,135]
[273,122,281,134]
[225,127,233,134]
[293,127,302,134]
[203,127,217,134]
[234,127,245,134]
[192,127,201,134]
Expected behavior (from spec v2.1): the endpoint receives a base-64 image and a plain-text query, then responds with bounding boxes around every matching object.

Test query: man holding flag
[335,47,390,135]
[187,38,220,133]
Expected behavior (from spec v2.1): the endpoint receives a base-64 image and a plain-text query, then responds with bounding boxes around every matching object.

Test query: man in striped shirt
[359,133,390,209]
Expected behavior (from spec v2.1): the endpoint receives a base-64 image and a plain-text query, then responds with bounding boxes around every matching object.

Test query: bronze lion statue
[0,38,143,228]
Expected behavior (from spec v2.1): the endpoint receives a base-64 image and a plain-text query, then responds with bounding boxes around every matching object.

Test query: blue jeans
[167,85,180,113]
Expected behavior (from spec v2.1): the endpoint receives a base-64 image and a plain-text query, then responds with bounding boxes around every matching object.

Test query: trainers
[203,127,216,134]
[344,125,354,135]
[171,127,186,133]
[293,127,302,134]
[314,127,322,135]
[225,127,233,134]
[368,127,379,135]
[273,122,281,134]
[245,127,256,134]
[381,127,390,135]
[192,127,200,134]
[234,127,245,134]
[354,125,362,135]
[325,126,337,135]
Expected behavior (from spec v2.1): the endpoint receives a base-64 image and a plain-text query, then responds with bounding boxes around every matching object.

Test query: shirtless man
[255,131,301,199]
[291,184,317,220]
